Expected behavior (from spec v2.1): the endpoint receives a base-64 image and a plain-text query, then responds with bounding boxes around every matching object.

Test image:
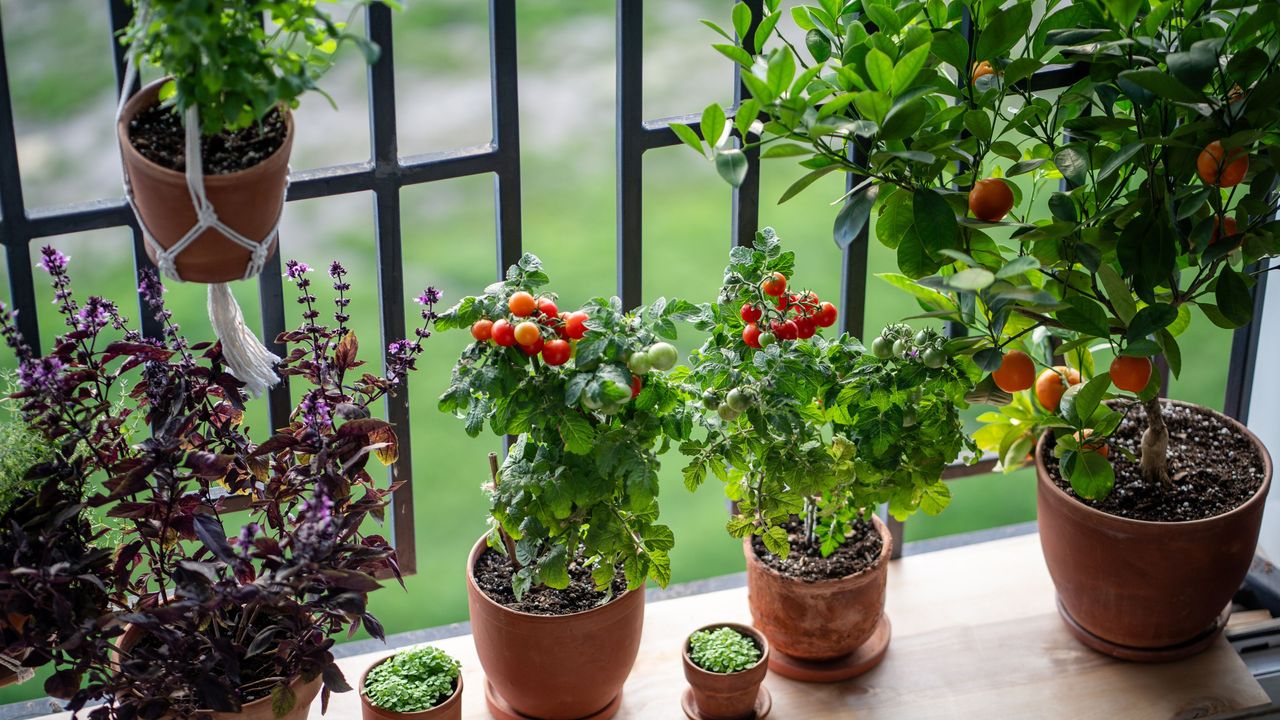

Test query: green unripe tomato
[923,347,946,369]
[892,338,910,357]
[717,404,741,422]
[726,388,751,413]
[914,329,931,345]
[759,332,777,348]
[627,351,652,375]
[702,391,721,410]
[871,336,893,359]
[647,342,679,371]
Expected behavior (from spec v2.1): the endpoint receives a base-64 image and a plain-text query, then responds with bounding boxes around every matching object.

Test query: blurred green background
[0,0,1231,704]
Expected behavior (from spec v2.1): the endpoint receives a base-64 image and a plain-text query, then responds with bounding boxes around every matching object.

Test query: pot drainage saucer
[681,686,772,720]
[1055,596,1230,663]
[484,680,623,720]
[766,613,891,683]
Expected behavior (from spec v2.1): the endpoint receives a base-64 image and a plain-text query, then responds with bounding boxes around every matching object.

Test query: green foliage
[688,626,762,674]
[122,0,388,134]
[682,230,976,558]
[363,646,461,713]
[437,254,698,596]
[0,382,57,515]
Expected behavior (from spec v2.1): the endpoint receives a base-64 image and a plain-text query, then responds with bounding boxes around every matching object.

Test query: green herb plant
[437,254,699,598]
[363,646,461,713]
[681,229,975,559]
[122,0,391,134]
[0,380,57,515]
[688,627,762,674]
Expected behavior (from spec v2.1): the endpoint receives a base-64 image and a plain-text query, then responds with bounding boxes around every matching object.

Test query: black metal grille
[0,0,1268,571]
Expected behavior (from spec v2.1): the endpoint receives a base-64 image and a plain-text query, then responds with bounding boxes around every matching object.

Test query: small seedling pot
[1037,399,1272,661]
[358,655,463,720]
[743,513,892,682]
[117,77,292,284]
[465,535,644,720]
[681,623,770,720]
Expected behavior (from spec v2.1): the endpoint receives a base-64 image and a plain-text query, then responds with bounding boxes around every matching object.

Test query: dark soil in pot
[1041,401,1265,522]
[749,517,883,581]
[473,546,627,615]
[129,104,288,174]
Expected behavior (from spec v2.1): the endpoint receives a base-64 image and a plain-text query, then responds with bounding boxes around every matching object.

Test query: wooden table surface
[35,533,1272,719]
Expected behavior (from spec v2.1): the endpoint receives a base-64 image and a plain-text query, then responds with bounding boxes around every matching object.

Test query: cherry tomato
[647,342,678,371]
[726,388,751,412]
[471,319,494,341]
[542,339,571,366]
[742,323,762,349]
[795,316,817,339]
[491,319,516,347]
[564,311,589,340]
[740,303,762,324]
[631,375,643,399]
[508,291,536,317]
[520,336,544,356]
[758,332,777,347]
[628,351,652,375]
[871,336,893,359]
[814,302,838,328]
[514,321,541,347]
[761,272,788,297]
[771,319,799,341]
[536,297,559,317]
[776,292,796,312]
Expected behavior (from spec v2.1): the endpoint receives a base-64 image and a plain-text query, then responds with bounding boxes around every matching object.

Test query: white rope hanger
[116,1,282,397]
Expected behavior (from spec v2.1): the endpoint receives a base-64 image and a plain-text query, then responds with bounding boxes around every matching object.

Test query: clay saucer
[681,685,772,720]
[767,614,891,682]
[1056,597,1230,663]
[485,681,623,720]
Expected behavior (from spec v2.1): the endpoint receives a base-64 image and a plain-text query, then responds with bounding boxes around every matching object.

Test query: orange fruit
[1074,429,1109,458]
[992,350,1035,392]
[513,321,541,347]
[1035,366,1081,412]
[1211,215,1239,246]
[1197,141,1248,188]
[1109,355,1153,393]
[971,60,996,85]
[508,291,537,317]
[968,178,1015,222]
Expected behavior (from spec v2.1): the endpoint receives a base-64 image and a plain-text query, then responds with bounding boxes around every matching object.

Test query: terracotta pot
[359,656,462,720]
[116,624,321,719]
[682,623,769,720]
[466,536,644,720]
[744,514,891,665]
[117,78,291,284]
[1037,399,1272,660]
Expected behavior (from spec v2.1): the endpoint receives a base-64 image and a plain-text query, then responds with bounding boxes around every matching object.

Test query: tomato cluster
[470,289,590,367]
[740,273,838,349]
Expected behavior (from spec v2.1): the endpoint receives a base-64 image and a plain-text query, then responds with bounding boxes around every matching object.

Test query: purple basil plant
[0,248,438,718]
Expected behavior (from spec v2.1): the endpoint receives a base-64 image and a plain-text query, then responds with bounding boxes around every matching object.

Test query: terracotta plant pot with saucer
[681,623,771,720]
[744,514,893,682]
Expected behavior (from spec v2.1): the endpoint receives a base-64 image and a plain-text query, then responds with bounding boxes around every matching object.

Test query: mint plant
[688,627,762,674]
[437,254,698,597]
[681,230,975,559]
[363,646,461,713]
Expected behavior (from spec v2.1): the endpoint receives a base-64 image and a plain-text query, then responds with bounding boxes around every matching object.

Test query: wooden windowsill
[29,532,1272,719]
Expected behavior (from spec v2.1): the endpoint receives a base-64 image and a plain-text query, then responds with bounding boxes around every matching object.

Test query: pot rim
[1034,397,1274,528]
[117,76,295,184]
[743,512,892,585]
[465,534,640,622]
[682,622,769,678]
[358,654,463,719]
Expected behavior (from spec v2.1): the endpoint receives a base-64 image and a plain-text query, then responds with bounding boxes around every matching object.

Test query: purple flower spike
[284,260,311,281]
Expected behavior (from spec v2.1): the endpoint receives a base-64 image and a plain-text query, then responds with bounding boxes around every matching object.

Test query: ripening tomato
[742,323,762,349]
[564,311,589,340]
[542,339,571,366]
[740,303,762,324]
[968,178,1015,222]
[1212,215,1239,246]
[491,319,516,347]
[1197,140,1248,188]
[760,272,787,297]
[771,319,799,341]
[1110,355,1153,393]
[508,291,536,317]
[536,297,559,317]
[971,60,996,85]
[514,321,541,347]
[992,350,1035,393]
[795,316,817,339]
[631,375,643,399]
[519,336,544,356]
[814,302,838,328]
[471,319,494,342]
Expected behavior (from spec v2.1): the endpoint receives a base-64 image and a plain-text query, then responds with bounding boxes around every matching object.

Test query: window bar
[730,0,763,249]
[366,1,416,574]
[0,13,39,350]
[616,0,644,310]
[1224,265,1269,422]
[490,0,523,274]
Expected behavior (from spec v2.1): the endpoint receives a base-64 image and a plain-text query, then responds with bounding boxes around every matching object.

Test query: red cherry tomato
[514,321,541,347]
[537,297,559,317]
[775,292,795,312]
[814,302,838,328]
[772,319,799,340]
[520,336,544,356]
[631,375,643,399]
[795,316,817,339]
[471,319,494,341]
[564,311,589,340]
[542,339,571,366]
[742,323,762,349]
[761,272,787,297]
[740,303,762,324]
[491,319,516,346]
[508,291,536,317]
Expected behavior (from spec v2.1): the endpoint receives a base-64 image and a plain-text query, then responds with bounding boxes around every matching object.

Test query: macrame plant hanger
[116,1,282,397]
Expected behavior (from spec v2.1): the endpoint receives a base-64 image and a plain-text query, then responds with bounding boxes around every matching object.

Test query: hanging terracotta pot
[465,536,644,720]
[1037,399,1272,661]
[358,657,463,720]
[681,623,771,720]
[116,77,291,284]
[743,514,892,682]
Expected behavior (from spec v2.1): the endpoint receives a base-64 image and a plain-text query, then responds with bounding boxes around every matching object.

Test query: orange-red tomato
[1110,355,1153,393]
[491,319,515,347]
[536,297,559,317]
[971,60,996,85]
[564,311,589,340]
[1074,429,1109,458]
[542,338,571,366]
[513,321,541,347]
[968,178,1015,222]
[508,291,536,317]
[1212,215,1239,246]
[760,272,788,297]
[1197,141,1248,188]
[471,319,494,342]
[1035,366,1081,412]
[992,350,1035,392]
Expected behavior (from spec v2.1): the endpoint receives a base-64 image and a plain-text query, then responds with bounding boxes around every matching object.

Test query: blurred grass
[0,0,1232,705]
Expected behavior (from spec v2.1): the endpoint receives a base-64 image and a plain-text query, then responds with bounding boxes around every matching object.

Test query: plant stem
[1140,396,1172,489]
[803,497,818,550]
[488,452,521,571]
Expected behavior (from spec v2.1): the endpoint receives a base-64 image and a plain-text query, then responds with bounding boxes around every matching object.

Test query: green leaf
[1064,450,1115,500]
[891,43,931,94]
[996,255,1040,279]
[876,272,957,311]
[833,183,880,249]
[559,413,595,455]
[975,2,1032,60]
[1097,265,1136,324]
[1098,142,1142,181]
[912,189,958,257]
[778,165,838,204]
[920,481,951,515]
[1102,0,1141,25]
[881,98,927,141]
[1056,296,1111,338]
[1117,69,1205,103]
[670,123,704,156]
[866,49,894,91]
[715,148,749,187]
[713,43,754,68]
[642,524,675,552]
[948,268,996,291]
[701,103,727,149]
[1126,303,1178,341]
[1007,158,1047,176]
[1053,147,1089,186]
[732,3,752,39]
[806,28,832,62]
[964,110,993,143]
[271,684,297,718]
[1215,266,1253,327]
[762,525,790,557]
[1063,373,1111,425]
